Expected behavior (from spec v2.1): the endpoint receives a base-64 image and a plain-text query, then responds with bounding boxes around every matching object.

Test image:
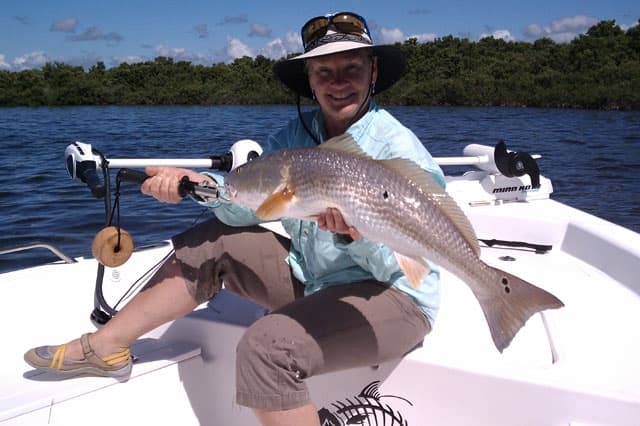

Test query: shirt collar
[311,100,378,143]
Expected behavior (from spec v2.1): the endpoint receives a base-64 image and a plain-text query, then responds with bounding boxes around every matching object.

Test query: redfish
[224,134,563,351]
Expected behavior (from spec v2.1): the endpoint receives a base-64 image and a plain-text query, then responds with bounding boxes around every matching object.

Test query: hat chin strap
[296,93,321,145]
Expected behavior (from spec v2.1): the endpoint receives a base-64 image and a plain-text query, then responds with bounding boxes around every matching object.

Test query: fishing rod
[64,139,263,326]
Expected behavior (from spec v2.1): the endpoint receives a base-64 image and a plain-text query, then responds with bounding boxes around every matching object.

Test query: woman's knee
[235,317,313,410]
[236,314,312,387]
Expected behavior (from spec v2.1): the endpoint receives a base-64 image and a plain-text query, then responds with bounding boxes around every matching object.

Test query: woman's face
[306,49,377,136]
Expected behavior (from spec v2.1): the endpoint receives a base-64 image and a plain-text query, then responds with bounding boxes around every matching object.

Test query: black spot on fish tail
[479,266,564,352]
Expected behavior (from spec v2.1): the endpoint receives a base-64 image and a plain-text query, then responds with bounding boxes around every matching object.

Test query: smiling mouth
[329,93,355,102]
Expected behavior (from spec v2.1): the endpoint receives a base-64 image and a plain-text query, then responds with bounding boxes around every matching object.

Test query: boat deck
[2,199,640,425]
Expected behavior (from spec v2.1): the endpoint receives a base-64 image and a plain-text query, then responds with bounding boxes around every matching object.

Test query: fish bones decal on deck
[317,381,412,426]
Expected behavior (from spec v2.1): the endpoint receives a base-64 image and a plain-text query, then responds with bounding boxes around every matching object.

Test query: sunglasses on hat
[301,12,372,52]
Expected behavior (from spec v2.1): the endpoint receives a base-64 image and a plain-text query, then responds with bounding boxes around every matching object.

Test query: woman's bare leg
[253,404,320,426]
[56,253,197,359]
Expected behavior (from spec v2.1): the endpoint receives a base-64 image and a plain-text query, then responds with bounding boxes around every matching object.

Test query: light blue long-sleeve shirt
[201,102,444,326]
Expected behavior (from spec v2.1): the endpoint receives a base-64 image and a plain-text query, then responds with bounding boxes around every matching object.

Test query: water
[1,105,639,273]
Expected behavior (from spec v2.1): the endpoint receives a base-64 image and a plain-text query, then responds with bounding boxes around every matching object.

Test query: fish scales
[290,148,429,255]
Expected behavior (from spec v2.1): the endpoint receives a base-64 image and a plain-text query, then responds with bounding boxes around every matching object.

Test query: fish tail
[478,266,564,352]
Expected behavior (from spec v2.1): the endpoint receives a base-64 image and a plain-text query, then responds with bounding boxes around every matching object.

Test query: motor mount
[65,142,106,198]
[462,141,541,189]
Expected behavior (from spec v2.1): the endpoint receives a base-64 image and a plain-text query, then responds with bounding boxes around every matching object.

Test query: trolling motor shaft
[65,139,263,198]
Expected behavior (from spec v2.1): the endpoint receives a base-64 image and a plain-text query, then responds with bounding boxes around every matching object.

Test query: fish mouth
[224,184,237,198]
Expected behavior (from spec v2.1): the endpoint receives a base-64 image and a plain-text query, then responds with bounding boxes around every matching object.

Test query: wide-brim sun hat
[274,12,406,99]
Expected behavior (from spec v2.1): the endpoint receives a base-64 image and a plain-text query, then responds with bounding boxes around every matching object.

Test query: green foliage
[1,19,638,109]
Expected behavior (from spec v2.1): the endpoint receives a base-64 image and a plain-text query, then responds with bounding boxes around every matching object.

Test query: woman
[25,12,444,426]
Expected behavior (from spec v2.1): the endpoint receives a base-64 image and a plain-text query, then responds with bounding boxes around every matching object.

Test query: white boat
[1,142,639,426]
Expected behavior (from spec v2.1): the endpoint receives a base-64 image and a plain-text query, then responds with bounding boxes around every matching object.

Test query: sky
[1,0,638,71]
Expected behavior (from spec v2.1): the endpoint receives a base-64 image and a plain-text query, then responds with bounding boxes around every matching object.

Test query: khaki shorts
[172,218,430,411]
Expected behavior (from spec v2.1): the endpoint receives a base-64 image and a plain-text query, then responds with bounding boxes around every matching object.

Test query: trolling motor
[64,139,263,325]
[459,140,541,188]
[435,140,541,187]
[437,140,551,208]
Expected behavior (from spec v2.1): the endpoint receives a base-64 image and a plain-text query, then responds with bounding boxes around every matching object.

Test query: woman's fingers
[141,167,188,203]
[317,208,361,240]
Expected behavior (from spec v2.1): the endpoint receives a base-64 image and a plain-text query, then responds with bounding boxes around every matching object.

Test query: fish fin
[379,158,481,256]
[317,133,370,158]
[477,266,564,352]
[255,187,295,220]
[395,252,431,288]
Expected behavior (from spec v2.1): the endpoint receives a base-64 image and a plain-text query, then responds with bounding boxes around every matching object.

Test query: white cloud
[155,45,186,57]
[525,24,545,39]
[50,17,78,33]
[0,50,108,70]
[524,15,599,42]
[60,52,102,69]
[408,33,437,43]
[153,45,210,64]
[111,55,146,66]
[225,36,255,60]
[12,51,49,70]
[550,15,598,33]
[284,31,303,53]
[260,38,287,59]
[480,29,515,42]
[112,44,216,67]
[379,27,405,44]
[0,54,10,70]
[547,32,578,43]
[379,27,438,44]
[259,31,302,59]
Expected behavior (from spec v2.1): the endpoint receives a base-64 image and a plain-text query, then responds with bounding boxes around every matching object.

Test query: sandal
[24,333,132,379]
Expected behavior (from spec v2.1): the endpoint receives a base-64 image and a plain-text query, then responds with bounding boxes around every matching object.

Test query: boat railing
[0,243,77,264]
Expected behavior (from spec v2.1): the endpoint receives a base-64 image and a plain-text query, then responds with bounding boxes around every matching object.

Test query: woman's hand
[141,166,214,203]
[317,207,362,241]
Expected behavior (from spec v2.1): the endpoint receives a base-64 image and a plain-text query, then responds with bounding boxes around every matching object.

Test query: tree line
[1,20,638,109]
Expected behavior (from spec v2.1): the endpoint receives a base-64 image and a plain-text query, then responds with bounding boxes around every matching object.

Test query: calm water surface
[1,105,639,273]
